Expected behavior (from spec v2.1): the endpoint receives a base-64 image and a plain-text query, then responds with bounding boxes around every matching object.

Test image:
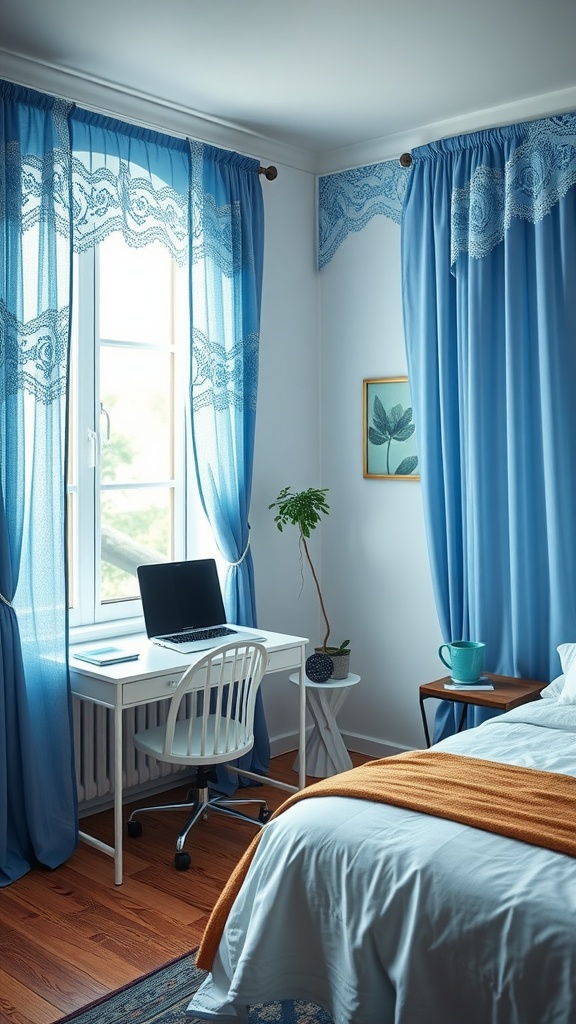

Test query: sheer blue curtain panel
[189,143,269,786]
[0,81,78,885]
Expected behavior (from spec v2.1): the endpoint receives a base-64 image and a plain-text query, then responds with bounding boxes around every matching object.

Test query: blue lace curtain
[69,107,190,261]
[402,114,576,742]
[0,82,78,885]
[188,143,269,785]
[0,81,267,883]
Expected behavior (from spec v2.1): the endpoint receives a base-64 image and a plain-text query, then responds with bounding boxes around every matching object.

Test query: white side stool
[289,672,361,778]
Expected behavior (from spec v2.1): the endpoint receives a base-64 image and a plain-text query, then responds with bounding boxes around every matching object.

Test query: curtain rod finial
[259,164,278,180]
[399,153,412,167]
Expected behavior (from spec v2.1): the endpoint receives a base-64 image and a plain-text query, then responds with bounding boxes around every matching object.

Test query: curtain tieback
[227,536,251,567]
[0,592,13,608]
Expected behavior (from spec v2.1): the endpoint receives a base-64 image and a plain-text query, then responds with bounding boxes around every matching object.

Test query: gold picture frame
[363,377,420,480]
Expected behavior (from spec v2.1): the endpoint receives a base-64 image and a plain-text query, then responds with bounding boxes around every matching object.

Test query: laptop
[137,558,264,654]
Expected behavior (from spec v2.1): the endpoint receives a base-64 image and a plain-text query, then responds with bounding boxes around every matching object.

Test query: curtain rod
[258,165,278,180]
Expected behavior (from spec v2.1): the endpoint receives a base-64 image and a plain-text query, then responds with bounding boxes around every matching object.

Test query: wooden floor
[0,751,368,1024]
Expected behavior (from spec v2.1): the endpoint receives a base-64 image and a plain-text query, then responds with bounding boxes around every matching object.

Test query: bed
[188,653,576,1024]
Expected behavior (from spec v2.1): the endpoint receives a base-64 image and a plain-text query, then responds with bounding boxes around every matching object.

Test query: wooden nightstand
[419,673,547,748]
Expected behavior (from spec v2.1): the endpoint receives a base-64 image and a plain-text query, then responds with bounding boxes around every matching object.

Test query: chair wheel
[175,851,191,870]
[127,819,142,838]
[258,807,272,824]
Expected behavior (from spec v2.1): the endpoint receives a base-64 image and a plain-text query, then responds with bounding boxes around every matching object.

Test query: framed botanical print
[363,377,419,480]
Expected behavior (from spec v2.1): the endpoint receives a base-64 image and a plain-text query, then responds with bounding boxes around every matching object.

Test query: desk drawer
[121,646,303,705]
[121,673,183,707]
[266,646,303,674]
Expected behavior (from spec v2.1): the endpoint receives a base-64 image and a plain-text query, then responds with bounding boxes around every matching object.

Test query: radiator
[73,695,192,813]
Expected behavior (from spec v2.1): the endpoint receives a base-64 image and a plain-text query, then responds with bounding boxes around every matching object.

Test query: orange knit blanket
[196,750,576,970]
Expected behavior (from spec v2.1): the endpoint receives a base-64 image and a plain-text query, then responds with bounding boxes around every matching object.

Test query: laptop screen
[137,559,227,638]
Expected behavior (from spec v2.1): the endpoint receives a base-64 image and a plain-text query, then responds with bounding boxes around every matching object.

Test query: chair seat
[134,714,254,766]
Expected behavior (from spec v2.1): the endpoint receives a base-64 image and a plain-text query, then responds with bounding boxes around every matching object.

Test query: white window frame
[68,240,208,639]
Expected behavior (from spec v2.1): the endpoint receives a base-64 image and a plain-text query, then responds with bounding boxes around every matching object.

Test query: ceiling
[1,0,576,167]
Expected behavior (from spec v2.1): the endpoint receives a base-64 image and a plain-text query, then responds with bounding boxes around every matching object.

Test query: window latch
[87,429,98,468]
[100,402,111,443]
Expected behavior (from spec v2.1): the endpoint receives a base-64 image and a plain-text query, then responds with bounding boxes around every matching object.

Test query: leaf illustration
[371,395,390,440]
[395,455,418,476]
[394,422,415,442]
[368,425,386,446]
[369,396,417,474]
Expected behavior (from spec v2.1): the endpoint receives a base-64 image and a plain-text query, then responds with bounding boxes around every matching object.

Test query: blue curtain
[402,115,576,742]
[188,143,269,785]
[0,81,270,882]
[0,82,78,884]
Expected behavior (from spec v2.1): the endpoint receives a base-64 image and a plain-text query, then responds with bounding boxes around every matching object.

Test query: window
[68,233,209,632]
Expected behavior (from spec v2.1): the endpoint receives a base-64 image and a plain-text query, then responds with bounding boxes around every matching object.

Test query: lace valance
[319,113,576,269]
[411,113,576,264]
[318,160,409,269]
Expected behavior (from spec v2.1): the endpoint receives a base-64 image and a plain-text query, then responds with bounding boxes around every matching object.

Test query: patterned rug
[57,951,334,1024]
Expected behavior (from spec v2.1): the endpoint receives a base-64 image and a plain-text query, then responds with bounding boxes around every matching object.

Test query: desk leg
[113,701,123,884]
[76,696,123,884]
[298,648,307,789]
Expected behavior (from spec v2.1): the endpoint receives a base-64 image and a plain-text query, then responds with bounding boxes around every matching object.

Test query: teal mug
[438,641,485,683]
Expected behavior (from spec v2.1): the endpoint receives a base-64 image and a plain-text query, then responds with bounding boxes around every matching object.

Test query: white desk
[70,627,308,884]
[290,672,361,778]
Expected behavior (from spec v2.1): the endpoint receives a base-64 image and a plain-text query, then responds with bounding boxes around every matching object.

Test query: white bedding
[188,700,576,1024]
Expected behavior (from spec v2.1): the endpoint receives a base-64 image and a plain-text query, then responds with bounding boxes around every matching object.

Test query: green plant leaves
[268,486,330,539]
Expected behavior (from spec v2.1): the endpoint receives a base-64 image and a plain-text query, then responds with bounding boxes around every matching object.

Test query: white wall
[318,215,443,754]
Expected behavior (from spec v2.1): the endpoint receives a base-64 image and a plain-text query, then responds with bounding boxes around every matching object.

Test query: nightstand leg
[420,694,432,748]
[456,703,468,732]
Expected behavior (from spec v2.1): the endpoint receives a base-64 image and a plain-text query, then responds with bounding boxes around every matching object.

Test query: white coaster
[450,675,489,686]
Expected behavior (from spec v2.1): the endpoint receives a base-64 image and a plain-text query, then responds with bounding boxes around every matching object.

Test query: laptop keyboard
[163,626,236,644]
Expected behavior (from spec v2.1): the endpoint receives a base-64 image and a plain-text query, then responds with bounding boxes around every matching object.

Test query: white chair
[126,640,271,870]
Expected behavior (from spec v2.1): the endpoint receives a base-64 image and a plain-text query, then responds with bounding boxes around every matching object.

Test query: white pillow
[556,644,576,705]
[540,674,565,700]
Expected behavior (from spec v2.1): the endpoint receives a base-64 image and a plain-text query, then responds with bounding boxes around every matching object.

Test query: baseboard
[269,729,412,761]
[269,730,310,758]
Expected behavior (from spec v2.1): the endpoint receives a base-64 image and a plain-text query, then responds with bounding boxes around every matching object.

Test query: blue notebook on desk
[73,645,140,666]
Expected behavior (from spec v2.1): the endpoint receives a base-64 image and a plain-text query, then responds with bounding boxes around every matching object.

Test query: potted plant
[268,485,351,679]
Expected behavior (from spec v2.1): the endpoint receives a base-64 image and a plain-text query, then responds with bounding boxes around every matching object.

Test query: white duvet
[188,700,576,1024]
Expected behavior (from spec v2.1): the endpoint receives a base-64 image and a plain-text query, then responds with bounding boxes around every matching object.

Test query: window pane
[99,234,173,345]
[69,239,191,629]
[100,347,173,484]
[100,488,173,602]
